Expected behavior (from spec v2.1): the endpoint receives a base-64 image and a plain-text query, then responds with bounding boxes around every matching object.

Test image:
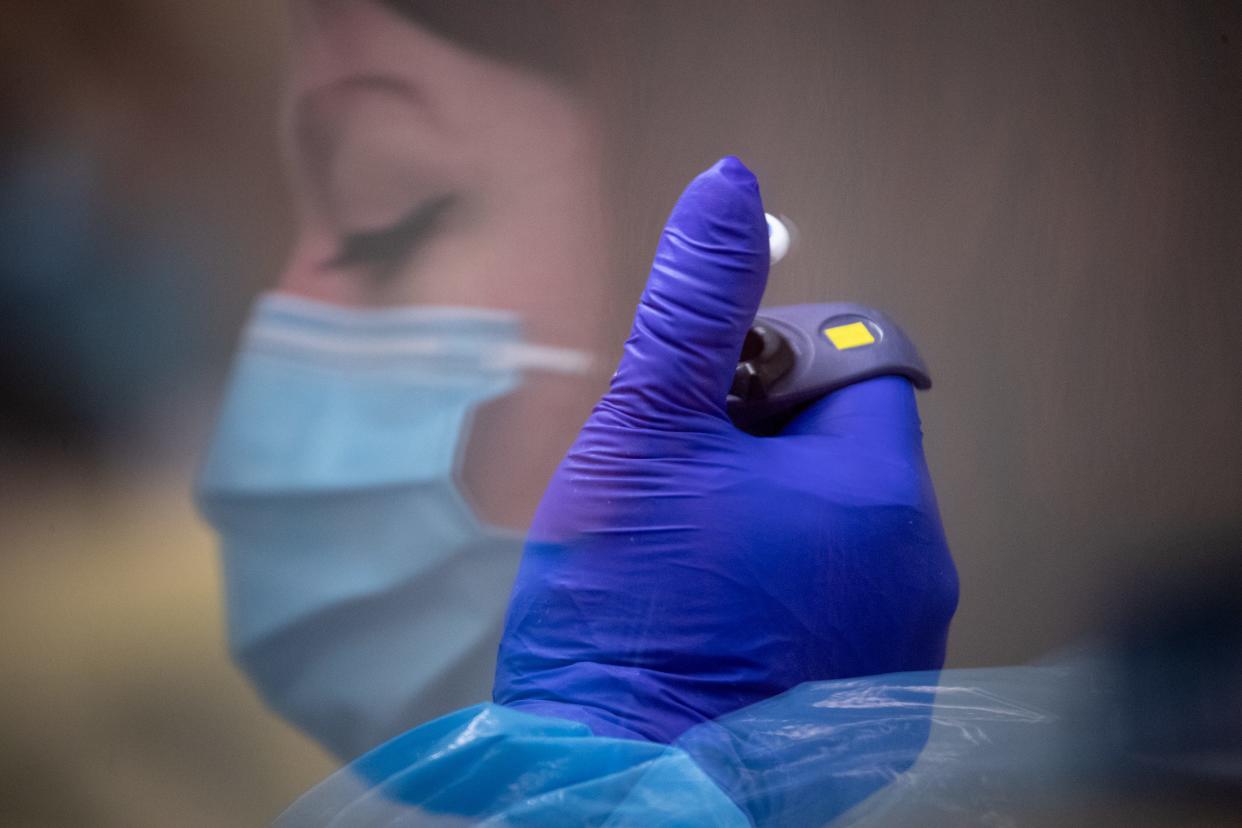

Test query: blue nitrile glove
[493,157,959,744]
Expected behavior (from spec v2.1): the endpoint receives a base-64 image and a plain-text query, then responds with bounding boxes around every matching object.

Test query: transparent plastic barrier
[277,656,1131,826]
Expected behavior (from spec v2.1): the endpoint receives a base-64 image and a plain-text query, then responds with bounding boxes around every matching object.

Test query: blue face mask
[195,294,590,759]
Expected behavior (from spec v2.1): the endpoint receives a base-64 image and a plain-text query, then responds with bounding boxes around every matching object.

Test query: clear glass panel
[2,2,1239,824]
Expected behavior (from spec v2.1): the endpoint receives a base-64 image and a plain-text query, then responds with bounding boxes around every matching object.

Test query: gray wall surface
[576,0,1242,665]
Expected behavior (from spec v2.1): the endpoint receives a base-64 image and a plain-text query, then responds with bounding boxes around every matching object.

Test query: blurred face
[277,0,609,526]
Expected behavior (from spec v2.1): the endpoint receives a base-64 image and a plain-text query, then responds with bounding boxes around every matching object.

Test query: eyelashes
[328,193,457,276]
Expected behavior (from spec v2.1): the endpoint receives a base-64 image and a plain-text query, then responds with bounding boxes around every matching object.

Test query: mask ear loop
[496,214,795,378]
[490,343,594,376]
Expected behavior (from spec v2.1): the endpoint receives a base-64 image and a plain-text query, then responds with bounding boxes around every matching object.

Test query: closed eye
[328,193,457,276]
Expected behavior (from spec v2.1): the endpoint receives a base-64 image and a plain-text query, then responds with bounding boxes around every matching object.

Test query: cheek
[457,373,600,531]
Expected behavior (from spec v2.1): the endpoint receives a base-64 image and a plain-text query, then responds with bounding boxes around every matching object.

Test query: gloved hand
[493,157,959,743]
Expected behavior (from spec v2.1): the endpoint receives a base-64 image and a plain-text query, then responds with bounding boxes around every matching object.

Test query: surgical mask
[195,293,590,760]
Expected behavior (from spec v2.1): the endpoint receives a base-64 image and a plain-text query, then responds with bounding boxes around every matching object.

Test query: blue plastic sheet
[276,658,1119,826]
[275,704,748,826]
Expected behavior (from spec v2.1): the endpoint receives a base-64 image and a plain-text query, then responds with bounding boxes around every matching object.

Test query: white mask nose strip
[246,297,595,376]
[246,327,593,375]
[255,292,525,327]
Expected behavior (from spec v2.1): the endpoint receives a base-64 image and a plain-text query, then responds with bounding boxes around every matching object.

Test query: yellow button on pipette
[823,322,876,350]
